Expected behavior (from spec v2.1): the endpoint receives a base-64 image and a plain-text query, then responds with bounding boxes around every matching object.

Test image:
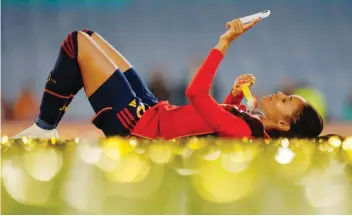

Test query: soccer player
[14,18,323,140]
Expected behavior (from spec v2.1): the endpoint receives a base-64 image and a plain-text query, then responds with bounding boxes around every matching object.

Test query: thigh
[82,30,158,106]
[77,31,118,97]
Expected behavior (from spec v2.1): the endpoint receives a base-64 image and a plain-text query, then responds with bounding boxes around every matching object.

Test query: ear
[277,120,290,131]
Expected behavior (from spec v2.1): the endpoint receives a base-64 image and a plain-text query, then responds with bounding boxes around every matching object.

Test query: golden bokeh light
[105,153,150,183]
[328,136,342,148]
[220,146,254,173]
[22,136,29,144]
[23,148,63,182]
[275,147,295,164]
[2,157,54,206]
[192,159,256,204]
[281,138,290,148]
[78,141,102,165]
[203,147,221,161]
[2,135,9,144]
[342,137,352,163]
[2,136,352,214]
[148,143,173,164]
[342,137,352,151]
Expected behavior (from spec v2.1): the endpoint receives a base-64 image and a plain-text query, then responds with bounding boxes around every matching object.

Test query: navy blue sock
[54,78,83,126]
[36,31,83,129]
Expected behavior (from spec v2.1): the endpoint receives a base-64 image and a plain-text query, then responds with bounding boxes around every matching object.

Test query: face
[261,92,306,128]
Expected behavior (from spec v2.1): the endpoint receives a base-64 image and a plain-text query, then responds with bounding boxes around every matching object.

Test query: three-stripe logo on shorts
[116,108,137,132]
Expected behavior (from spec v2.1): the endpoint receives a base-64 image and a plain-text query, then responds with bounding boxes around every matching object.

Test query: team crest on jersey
[129,99,137,108]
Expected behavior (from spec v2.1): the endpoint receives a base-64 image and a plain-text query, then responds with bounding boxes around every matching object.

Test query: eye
[282,98,288,103]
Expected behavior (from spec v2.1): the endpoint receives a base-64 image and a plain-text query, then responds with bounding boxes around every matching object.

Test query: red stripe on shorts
[124,108,136,122]
[120,110,136,127]
[117,113,133,131]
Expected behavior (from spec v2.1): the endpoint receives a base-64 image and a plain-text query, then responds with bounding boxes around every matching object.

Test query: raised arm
[186,48,251,137]
[186,18,261,137]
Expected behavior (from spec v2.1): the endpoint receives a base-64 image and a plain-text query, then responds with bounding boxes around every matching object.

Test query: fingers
[226,18,236,29]
[237,79,255,85]
[227,19,245,33]
[235,74,256,85]
[243,17,261,32]
[223,17,260,44]
[236,19,244,33]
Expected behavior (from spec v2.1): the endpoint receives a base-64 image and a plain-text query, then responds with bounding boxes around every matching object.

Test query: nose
[276,91,286,98]
[275,92,287,100]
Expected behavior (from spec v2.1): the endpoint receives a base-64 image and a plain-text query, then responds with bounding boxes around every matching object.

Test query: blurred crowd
[1,87,39,121]
[2,60,352,123]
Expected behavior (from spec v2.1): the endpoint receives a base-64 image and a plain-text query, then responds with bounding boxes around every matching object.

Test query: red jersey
[131,49,266,140]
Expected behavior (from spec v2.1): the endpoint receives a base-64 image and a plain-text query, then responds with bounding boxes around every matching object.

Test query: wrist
[218,38,232,46]
[215,39,231,55]
[232,89,243,97]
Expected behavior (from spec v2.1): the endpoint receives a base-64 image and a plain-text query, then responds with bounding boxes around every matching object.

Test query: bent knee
[77,31,96,58]
[82,28,95,36]
[77,31,91,41]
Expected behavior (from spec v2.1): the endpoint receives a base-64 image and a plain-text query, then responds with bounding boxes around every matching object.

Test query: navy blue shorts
[88,68,158,137]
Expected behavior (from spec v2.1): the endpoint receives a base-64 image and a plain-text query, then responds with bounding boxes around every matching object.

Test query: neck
[251,109,264,116]
[260,117,278,130]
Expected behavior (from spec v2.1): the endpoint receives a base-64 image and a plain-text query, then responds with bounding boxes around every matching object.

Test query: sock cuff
[35,117,56,130]
[123,68,137,75]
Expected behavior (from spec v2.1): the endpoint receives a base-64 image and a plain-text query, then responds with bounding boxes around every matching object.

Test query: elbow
[185,87,196,98]
[185,87,207,99]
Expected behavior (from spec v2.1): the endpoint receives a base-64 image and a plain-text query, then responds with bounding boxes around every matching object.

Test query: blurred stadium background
[1,0,352,214]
